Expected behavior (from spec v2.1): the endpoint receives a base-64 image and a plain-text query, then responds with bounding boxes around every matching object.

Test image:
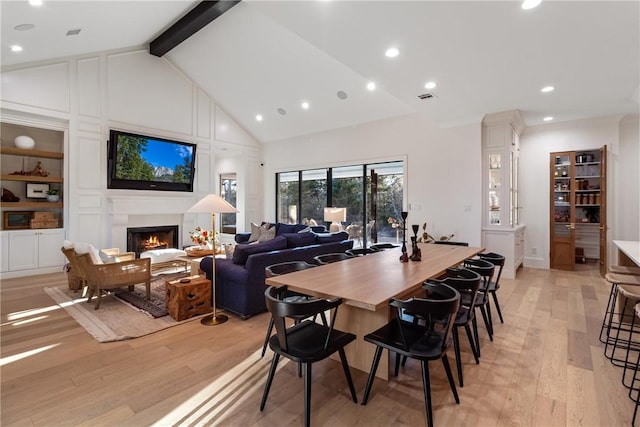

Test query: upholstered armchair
[75,252,152,310]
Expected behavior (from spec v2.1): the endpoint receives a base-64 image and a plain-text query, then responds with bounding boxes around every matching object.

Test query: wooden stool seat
[607,273,640,287]
[610,266,640,276]
[165,275,212,321]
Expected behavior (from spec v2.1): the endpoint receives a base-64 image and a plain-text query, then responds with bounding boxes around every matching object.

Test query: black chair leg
[452,327,463,387]
[261,316,274,357]
[260,353,280,411]
[395,352,402,376]
[486,304,494,336]
[303,362,312,427]
[362,346,383,405]
[442,354,460,404]
[491,291,504,323]
[338,348,358,403]
[480,305,494,341]
[420,360,434,427]
[472,315,481,357]
[464,323,480,364]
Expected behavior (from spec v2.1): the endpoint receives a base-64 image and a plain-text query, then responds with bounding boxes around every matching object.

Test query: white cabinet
[1,229,65,274]
[482,110,526,278]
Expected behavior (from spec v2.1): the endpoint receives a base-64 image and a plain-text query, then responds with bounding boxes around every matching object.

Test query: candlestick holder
[410,224,421,261]
[399,211,409,263]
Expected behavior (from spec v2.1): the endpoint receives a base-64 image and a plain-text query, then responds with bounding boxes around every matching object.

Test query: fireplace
[127,225,179,257]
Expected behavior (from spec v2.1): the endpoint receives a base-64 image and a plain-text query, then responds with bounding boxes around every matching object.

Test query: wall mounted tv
[107,130,196,192]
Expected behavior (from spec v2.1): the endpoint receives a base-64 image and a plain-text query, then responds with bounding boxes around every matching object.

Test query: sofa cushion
[248,222,262,243]
[257,224,276,242]
[283,232,317,248]
[276,223,297,235]
[315,231,349,244]
[232,235,287,265]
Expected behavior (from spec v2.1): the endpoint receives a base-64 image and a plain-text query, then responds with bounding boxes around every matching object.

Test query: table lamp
[324,207,346,232]
[188,194,238,326]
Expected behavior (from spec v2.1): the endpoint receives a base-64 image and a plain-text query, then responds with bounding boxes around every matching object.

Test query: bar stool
[627,303,640,426]
[602,273,640,367]
[600,269,640,345]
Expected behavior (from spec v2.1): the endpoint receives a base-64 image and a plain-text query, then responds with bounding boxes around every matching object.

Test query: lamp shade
[324,207,346,222]
[188,194,238,214]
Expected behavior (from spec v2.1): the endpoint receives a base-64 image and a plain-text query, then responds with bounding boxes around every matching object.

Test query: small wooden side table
[165,275,212,321]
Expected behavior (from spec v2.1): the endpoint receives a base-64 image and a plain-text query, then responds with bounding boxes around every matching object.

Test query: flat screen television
[107,129,196,192]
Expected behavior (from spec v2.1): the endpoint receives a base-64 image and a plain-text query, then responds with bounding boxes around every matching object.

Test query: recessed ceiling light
[385,47,399,58]
[255,114,263,122]
[541,85,554,93]
[367,82,376,91]
[337,90,348,100]
[424,81,437,90]
[15,24,35,31]
[301,101,310,110]
[277,108,286,115]
[10,45,23,52]
[543,116,554,122]
[522,0,541,10]
[29,0,43,6]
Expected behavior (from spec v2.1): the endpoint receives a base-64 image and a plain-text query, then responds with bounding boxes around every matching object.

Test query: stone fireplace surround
[107,195,200,254]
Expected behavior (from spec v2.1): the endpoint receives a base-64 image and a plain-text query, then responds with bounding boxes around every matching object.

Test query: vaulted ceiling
[2,1,638,143]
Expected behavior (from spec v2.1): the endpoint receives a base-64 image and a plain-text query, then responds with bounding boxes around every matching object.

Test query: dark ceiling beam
[150,1,240,57]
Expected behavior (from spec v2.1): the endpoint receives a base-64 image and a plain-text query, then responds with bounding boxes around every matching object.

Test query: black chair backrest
[389,283,460,353]
[346,247,379,257]
[314,252,354,265]
[265,261,316,277]
[433,241,469,246]
[426,267,482,310]
[478,252,505,284]
[370,243,398,251]
[463,258,495,293]
[265,286,342,352]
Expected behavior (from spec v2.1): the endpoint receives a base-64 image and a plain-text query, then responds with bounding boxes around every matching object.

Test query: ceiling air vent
[418,92,437,100]
[66,28,81,36]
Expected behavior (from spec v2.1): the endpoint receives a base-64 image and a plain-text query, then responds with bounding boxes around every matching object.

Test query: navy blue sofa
[200,227,353,319]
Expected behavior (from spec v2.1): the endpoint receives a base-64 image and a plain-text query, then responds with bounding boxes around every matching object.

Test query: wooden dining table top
[265,243,484,312]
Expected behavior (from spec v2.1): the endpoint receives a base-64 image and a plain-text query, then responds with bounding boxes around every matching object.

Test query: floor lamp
[188,194,238,326]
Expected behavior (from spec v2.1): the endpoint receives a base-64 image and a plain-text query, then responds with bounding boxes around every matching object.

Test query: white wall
[262,112,483,246]
[1,49,261,252]
[519,115,639,269]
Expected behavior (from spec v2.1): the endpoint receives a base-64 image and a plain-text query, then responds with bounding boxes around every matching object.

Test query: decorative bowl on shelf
[14,135,35,149]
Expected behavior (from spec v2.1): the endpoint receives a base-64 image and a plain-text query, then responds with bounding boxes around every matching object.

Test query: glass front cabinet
[481,110,525,279]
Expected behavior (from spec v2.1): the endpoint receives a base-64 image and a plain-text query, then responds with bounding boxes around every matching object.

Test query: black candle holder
[399,211,409,263]
[410,224,421,261]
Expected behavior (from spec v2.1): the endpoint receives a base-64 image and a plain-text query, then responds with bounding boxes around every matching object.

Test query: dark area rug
[114,271,190,318]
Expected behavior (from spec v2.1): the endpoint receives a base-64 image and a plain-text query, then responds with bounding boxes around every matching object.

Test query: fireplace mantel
[107,195,198,216]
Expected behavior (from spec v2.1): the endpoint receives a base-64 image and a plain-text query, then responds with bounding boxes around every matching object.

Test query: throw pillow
[283,232,317,248]
[258,224,276,242]
[248,222,262,243]
[74,242,103,264]
[232,235,287,264]
[315,231,349,244]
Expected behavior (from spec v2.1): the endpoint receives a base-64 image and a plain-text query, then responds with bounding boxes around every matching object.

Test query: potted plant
[46,189,60,203]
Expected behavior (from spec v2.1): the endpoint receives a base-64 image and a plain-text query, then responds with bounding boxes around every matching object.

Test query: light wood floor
[0,266,635,426]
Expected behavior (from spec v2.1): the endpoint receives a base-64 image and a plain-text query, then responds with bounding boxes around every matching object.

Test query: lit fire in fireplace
[144,235,168,250]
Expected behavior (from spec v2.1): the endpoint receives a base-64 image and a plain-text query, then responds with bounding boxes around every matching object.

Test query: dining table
[265,242,484,380]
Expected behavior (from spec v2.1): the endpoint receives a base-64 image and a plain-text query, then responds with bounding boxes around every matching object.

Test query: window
[276,161,403,247]
[220,173,237,234]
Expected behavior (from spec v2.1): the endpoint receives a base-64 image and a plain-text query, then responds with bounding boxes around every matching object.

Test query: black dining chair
[261,261,317,358]
[478,252,506,324]
[361,283,461,427]
[313,252,354,265]
[370,243,399,251]
[423,267,482,387]
[433,240,469,246]
[260,286,358,427]
[346,247,379,257]
[462,258,495,355]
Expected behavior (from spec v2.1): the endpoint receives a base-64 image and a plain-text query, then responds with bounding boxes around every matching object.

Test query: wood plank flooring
[0,266,635,426]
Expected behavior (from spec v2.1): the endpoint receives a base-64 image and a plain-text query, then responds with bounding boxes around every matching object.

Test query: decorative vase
[14,135,35,150]
[47,194,59,203]
[399,211,409,263]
